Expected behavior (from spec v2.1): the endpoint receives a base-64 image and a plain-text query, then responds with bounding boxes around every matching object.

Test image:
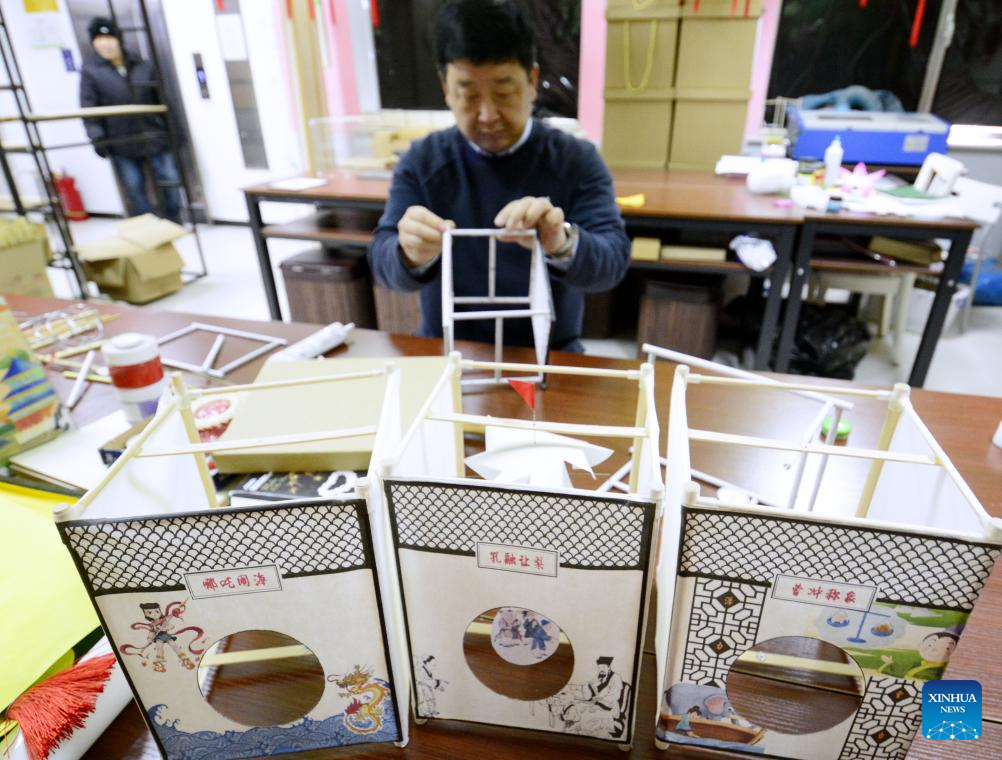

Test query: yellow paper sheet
[0,483,97,709]
[615,193,646,208]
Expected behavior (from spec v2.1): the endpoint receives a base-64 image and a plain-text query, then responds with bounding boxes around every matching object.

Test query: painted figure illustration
[838,604,969,682]
[546,656,630,739]
[416,654,448,717]
[490,607,559,665]
[119,600,206,673]
[330,665,389,735]
[657,683,764,751]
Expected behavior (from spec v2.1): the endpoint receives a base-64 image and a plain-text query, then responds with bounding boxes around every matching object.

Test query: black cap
[596,656,613,666]
[88,16,121,41]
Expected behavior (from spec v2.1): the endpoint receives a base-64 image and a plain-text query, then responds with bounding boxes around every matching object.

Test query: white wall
[0,0,123,214]
[161,1,303,222]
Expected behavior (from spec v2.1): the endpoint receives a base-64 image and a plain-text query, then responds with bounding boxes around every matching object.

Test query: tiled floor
[54,219,1002,399]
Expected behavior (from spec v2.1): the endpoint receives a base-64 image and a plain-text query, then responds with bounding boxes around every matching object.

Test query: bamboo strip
[199,644,314,667]
[429,412,647,440]
[56,399,179,521]
[136,425,379,458]
[189,368,386,397]
[463,359,639,380]
[688,428,939,466]
[63,370,111,384]
[688,374,892,399]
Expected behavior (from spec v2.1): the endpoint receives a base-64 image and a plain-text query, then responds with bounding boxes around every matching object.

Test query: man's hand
[494,196,566,253]
[398,205,454,268]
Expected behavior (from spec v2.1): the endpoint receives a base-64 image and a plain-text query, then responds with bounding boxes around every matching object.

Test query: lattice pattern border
[60,500,370,594]
[678,508,1000,612]
[839,675,922,759]
[385,480,655,569]
[680,578,766,687]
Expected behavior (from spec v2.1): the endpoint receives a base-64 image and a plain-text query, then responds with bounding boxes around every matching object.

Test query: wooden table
[775,210,977,387]
[8,295,999,759]
[242,169,802,372]
[242,168,975,387]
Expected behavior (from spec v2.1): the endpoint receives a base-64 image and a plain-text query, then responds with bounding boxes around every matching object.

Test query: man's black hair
[140,602,161,611]
[88,16,122,41]
[435,0,536,76]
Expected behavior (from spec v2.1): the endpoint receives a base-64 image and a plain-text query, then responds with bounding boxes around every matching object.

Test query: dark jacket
[368,120,630,351]
[79,52,170,159]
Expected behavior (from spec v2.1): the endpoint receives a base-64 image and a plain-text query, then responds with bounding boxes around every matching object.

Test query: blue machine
[790,110,950,166]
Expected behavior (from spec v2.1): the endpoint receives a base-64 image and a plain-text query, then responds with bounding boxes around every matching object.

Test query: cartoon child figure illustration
[878,625,961,681]
[674,705,702,737]
[120,600,206,673]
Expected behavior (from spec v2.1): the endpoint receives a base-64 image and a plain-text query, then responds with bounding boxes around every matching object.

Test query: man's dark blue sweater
[367,119,630,351]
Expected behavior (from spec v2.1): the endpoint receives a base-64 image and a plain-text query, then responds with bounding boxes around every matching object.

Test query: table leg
[774,221,816,372]
[245,193,282,321]
[754,226,795,371]
[908,227,973,387]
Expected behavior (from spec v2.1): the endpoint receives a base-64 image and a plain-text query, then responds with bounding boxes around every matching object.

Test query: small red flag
[507,379,536,412]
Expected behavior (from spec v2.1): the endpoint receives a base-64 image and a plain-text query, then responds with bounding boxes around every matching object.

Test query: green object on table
[821,415,852,440]
[880,185,944,201]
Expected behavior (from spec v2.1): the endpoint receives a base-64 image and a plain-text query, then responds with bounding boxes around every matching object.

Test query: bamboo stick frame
[441,229,554,388]
[55,365,401,522]
[374,353,662,748]
[383,352,664,502]
[156,322,288,378]
[671,365,1000,540]
[608,345,849,509]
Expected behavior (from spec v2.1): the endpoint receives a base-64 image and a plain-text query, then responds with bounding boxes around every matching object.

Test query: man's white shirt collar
[466,119,533,158]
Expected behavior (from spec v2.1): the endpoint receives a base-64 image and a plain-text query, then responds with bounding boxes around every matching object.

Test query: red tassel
[371,0,380,28]
[859,0,869,7]
[507,379,536,412]
[910,0,927,48]
[7,654,117,760]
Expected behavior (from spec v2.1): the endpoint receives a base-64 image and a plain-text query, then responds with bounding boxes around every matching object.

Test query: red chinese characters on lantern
[772,574,876,612]
[476,542,559,577]
[187,564,282,598]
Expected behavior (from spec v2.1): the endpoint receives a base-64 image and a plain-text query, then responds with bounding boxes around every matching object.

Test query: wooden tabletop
[7,294,999,760]
[244,168,976,230]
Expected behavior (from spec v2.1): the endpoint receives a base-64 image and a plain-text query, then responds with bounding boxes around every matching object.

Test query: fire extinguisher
[54,172,89,221]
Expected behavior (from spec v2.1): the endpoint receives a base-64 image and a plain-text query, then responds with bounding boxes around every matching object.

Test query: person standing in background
[79,17,182,223]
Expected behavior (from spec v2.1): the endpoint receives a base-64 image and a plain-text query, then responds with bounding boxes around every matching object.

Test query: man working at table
[368,0,630,352]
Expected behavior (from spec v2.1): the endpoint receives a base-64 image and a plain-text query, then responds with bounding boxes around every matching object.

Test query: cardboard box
[602,92,674,169]
[0,238,54,297]
[631,237,662,261]
[676,0,762,90]
[75,214,185,304]
[604,2,679,93]
[661,244,727,262]
[668,89,750,170]
[869,236,943,266]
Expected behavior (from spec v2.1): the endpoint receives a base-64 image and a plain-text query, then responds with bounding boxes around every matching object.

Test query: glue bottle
[101,333,167,423]
[824,135,843,187]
